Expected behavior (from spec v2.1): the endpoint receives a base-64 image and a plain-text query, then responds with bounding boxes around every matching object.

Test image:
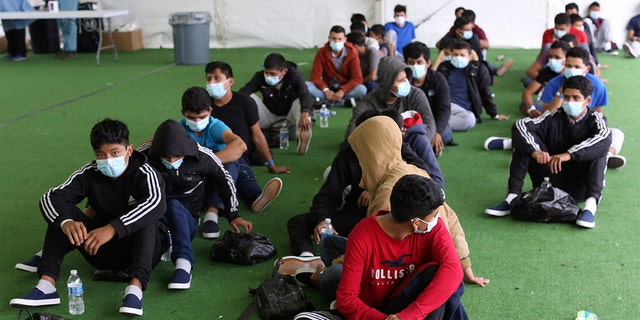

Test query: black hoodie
[139,120,239,221]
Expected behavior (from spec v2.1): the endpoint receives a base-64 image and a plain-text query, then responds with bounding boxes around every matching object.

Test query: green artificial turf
[0,47,638,319]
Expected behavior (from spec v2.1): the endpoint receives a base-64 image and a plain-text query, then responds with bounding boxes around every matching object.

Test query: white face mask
[410,64,427,80]
[562,100,587,117]
[412,212,439,234]
[329,41,344,52]
[162,157,184,170]
[185,117,209,132]
[564,67,584,78]
[96,155,127,178]
[395,16,406,25]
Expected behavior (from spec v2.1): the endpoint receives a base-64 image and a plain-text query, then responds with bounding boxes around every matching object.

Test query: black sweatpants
[5,29,27,57]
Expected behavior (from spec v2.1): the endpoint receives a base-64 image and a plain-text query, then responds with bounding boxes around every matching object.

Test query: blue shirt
[540,73,608,108]
[627,14,640,36]
[180,116,230,152]
[384,21,416,54]
[447,68,472,111]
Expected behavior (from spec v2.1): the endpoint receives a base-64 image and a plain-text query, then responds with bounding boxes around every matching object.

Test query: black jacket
[139,119,239,221]
[415,68,451,135]
[239,61,314,116]
[437,60,497,122]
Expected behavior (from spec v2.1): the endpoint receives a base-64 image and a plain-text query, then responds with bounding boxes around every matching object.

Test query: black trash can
[29,18,60,54]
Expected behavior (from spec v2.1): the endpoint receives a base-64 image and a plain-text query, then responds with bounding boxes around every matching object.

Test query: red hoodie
[309,41,363,94]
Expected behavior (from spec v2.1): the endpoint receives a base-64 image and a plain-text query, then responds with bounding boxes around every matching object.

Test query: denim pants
[165,199,199,266]
[57,0,78,51]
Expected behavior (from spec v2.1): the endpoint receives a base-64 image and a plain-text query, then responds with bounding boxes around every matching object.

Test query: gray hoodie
[345,57,436,140]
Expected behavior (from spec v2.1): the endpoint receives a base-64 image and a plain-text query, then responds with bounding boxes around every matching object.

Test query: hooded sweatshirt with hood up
[348,116,472,269]
[138,119,240,222]
[346,57,436,141]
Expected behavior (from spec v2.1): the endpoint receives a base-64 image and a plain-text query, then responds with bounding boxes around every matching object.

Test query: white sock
[604,41,612,51]
[505,193,518,204]
[36,279,56,294]
[503,139,513,150]
[35,250,43,257]
[175,258,192,273]
[124,285,143,300]
[300,251,315,257]
[203,211,218,223]
[584,197,598,214]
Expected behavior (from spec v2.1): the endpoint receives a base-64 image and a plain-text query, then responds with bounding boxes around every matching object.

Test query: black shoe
[93,269,130,282]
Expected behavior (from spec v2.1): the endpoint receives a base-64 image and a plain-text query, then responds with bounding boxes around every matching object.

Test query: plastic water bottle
[319,105,329,128]
[541,177,552,189]
[320,218,333,239]
[161,230,172,262]
[280,121,289,150]
[67,270,85,315]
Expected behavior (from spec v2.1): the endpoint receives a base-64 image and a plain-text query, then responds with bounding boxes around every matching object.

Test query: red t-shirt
[541,27,588,48]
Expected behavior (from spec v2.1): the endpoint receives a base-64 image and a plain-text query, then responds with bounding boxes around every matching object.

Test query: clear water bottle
[319,105,329,128]
[320,218,333,239]
[541,177,552,189]
[279,121,289,150]
[67,269,85,315]
[161,230,172,262]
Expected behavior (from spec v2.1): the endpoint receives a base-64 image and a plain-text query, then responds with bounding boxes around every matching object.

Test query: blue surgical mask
[462,30,473,40]
[185,117,209,132]
[162,157,184,170]
[443,55,452,61]
[96,155,127,178]
[589,11,600,20]
[564,67,584,78]
[264,73,281,86]
[410,64,427,80]
[554,28,567,39]
[393,80,411,97]
[547,58,564,73]
[413,212,439,234]
[562,100,586,117]
[329,41,344,52]
[206,81,228,99]
[451,56,469,69]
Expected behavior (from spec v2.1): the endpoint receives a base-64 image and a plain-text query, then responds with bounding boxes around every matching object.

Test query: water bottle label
[281,133,289,139]
[69,286,84,295]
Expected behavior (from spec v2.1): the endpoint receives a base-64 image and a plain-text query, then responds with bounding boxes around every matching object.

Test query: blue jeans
[207,157,262,210]
[305,81,367,106]
[318,236,348,301]
[58,0,78,51]
[165,199,199,266]
[441,125,453,145]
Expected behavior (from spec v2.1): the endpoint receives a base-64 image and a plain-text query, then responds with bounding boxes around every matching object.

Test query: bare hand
[332,90,344,102]
[324,90,334,101]
[531,151,550,164]
[298,114,313,132]
[62,221,88,246]
[230,217,253,233]
[268,164,291,174]
[494,114,509,120]
[313,220,338,244]
[385,314,402,320]
[463,266,490,287]
[528,109,542,118]
[431,133,444,156]
[548,152,571,174]
[357,191,370,208]
[84,224,116,255]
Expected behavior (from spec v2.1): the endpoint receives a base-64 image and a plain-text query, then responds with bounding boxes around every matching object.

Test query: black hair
[589,2,600,9]
[403,41,431,62]
[550,40,571,53]
[369,24,385,37]
[350,22,366,33]
[350,13,366,24]
[454,7,465,16]
[181,86,212,113]
[554,13,571,25]
[566,46,590,66]
[330,25,346,35]
[355,109,379,127]
[562,75,594,99]
[453,16,472,30]
[570,14,583,24]
[565,2,579,12]
[394,5,407,14]
[453,40,472,54]
[461,9,476,23]
[204,61,233,78]
[440,37,457,50]
[264,53,287,71]
[90,118,130,150]
[346,32,365,47]
[390,174,444,222]
[560,34,578,48]
[380,109,404,130]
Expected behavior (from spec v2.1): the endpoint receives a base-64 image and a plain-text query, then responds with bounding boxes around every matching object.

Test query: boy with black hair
[437,16,483,64]
[369,24,392,57]
[384,4,415,56]
[486,76,611,229]
[239,53,314,155]
[349,19,380,51]
[10,119,167,316]
[403,41,453,154]
[623,13,640,58]
[540,13,589,52]
[181,86,281,238]
[346,32,381,92]
[437,41,508,131]
[583,2,617,55]
[566,2,599,64]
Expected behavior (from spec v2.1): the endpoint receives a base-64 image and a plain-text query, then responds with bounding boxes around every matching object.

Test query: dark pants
[165,199,199,266]
[507,150,607,202]
[207,157,261,211]
[286,209,365,256]
[38,210,167,290]
[6,29,27,57]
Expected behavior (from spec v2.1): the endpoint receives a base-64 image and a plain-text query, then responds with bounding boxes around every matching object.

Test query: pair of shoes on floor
[275,255,325,276]
[15,254,41,273]
[607,154,626,169]
[202,219,220,239]
[485,201,511,217]
[251,177,283,213]
[11,55,27,61]
[484,137,511,151]
[576,209,595,229]
[623,41,639,58]
[93,269,130,282]
[56,51,77,60]
[168,269,191,290]
[297,129,312,155]
[119,294,143,316]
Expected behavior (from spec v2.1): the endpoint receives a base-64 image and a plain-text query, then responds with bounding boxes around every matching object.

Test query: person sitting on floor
[583,1,618,55]
[384,4,416,57]
[485,76,611,229]
[622,13,640,58]
[346,32,381,92]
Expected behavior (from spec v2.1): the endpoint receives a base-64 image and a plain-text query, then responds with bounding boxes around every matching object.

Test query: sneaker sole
[623,44,639,58]
[119,306,143,316]
[202,231,220,239]
[484,208,510,217]
[275,256,325,275]
[297,130,312,155]
[483,136,505,151]
[10,297,60,307]
[15,263,38,273]
[251,178,282,213]
[575,220,595,229]
[168,277,191,290]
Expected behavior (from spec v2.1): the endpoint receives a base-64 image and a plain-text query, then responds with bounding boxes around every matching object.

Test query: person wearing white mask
[437,16,483,66]
[437,41,508,132]
[383,4,415,56]
[486,76,611,229]
[306,25,367,108]
[583,2,618,55]
[540,13,589,53]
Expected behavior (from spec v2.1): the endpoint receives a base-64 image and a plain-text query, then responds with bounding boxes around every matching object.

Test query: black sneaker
[202,219,220,238]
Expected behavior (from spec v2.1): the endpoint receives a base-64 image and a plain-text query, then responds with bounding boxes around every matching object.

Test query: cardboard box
[0,36,7,53]
[101,29,142,52]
